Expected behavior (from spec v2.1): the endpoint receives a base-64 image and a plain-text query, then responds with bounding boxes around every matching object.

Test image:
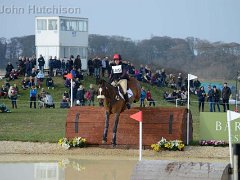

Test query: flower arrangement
[58,137,87,149]
[151,137,185,152]
[199,140,228,147]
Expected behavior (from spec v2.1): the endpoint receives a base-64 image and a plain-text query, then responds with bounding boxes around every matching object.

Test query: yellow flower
[58,138,63,145]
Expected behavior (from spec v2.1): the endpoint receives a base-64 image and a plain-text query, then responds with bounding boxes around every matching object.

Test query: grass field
[0,75,235,143]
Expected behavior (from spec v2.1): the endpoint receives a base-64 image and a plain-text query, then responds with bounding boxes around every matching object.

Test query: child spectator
[140,86,146,107]
[8,86,18,109]
[146,89,155,107]
[30,85,37,108]
[87,84,96,106]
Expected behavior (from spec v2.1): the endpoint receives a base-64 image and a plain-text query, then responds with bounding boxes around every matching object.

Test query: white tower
[35,16,88,70]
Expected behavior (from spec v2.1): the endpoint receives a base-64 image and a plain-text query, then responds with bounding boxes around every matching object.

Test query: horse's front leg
[102,111,109,144]
[111,113,120,147]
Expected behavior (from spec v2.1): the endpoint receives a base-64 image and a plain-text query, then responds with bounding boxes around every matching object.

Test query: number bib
[112,65,122,74]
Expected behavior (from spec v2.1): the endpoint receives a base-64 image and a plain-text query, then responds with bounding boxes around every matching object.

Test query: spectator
[63,90,70,101]
[101,57,107,77]
[61,59,66,72]
[198,86,206,112]
[5,62,14,78]
[222,82,231,112]
[88,84,96,106]
[93,57,101,77]
[177,73,183,89]
[22,77,30,90]
[28,76,35,88]
[30,85,37,108]
[0,85,8,98]
[0,102,11,113]
[60,96,70,108]
[140,86,146,107]
[74,55,82,72]
[146,89,155,107]
[87,58,94,76]
[194,79,201,91]
[8,86,18,109]
[213,85,221,112]
[76,85,85,106]
[38,55,45,73]
[36,71,44,89]
[48,56,54,77]
[46,76,54,89]
[9,69,18,81]
[207,85,214,112]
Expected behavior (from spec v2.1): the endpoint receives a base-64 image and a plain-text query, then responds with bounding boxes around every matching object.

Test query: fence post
[234,144,240,180]
[176,99,178,107]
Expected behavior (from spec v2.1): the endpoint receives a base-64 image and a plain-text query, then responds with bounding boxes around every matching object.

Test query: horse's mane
[98,79,118,99]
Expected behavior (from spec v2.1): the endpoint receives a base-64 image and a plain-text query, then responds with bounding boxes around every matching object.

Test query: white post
[139,121,142,161]
[187,74,190,145]
[70,78,73,107]
[227,111,233,167]
[176,99,178,107]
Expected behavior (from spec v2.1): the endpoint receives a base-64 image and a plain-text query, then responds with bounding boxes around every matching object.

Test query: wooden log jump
[65,106,192,147]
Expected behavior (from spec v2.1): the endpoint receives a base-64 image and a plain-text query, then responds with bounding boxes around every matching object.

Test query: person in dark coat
[5,62,14,78]
[76,85,85,106]
[109,54,130,109]
[198,86,206,112]
[212,85,221,112]
[222,82,231,112]
[38,55,45,72]
[74,55,82,71]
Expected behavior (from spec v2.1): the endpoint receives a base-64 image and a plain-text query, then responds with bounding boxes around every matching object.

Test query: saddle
[115,85,133,101]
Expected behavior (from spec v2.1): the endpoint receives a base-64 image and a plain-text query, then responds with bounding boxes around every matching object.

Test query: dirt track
[0,141,230,163]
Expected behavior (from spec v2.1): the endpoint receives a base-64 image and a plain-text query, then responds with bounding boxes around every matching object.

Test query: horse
[97,77,141,146]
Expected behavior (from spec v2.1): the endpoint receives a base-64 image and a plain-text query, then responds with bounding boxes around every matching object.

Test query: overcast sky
[0,0,240,43]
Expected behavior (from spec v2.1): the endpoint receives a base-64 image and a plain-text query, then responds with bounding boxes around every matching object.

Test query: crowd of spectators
[0,54,233,113]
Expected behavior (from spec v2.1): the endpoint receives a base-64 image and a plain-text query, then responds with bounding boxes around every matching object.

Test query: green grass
[0,75,235,142]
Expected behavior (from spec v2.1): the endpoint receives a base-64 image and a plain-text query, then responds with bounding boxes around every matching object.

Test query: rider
[109,54,131,109]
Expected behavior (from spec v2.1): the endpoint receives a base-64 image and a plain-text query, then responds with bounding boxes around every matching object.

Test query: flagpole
[71,78,73,107]
[187,74,190,145]
[227,110,233,167]
[139,121,142,161]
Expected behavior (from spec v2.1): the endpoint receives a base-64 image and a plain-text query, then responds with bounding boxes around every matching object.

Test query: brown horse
[97,77,141,146]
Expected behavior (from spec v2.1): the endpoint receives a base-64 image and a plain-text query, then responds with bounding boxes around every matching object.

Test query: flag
[130,111,142,122]
[188,74,198,80]
[227,110,240,122]
[64,73,73,79]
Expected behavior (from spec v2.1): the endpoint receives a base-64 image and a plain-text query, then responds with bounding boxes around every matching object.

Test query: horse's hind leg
[111,113,120,147]
[102,111,109,144]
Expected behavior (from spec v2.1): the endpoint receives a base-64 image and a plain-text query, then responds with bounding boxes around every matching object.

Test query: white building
[35,16,88,70]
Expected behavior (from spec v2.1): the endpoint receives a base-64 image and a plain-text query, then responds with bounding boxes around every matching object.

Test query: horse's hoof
[111,143,116,148]
[111,141,117,147]
[102,140,107,144]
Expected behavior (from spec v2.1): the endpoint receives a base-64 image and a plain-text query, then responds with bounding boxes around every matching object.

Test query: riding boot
[102,128,108,144]
[111,133,117,147]
[124,93,131,109]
